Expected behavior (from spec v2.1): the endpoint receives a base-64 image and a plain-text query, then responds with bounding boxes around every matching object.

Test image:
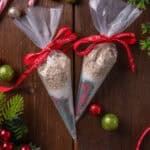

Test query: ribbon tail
[136,127,150,150]
[0,65,36,92]
[0,86,13,92]
[113,33,136,45]
[53,26,72,40]
[74,43,97,56]
[73,35,107,56]
[116,39,135,72]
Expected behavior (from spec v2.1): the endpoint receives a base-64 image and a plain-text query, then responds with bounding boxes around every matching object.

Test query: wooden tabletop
[0,0,150,150]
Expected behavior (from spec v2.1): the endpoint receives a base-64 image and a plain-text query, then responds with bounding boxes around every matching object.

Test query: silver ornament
[8,7,21,18]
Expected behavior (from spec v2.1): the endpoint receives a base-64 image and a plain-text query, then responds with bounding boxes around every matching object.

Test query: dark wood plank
[75,1,150,150]
[0,0,73,150]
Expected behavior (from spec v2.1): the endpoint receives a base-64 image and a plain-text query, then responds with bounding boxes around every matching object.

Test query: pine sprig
[128,0,137,5]
[2,95,24,120]
[140,38,150,55]
[0,93,6,125]
[140,22,150,56]
[137,0,150,9]
[0,93,40,149]
[141,23,150,34]
[128,0,150,9]
[29,143,41,150]
[5,117,28,141]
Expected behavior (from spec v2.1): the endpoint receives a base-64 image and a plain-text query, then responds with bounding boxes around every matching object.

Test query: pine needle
[2,95,24,120]
[141,23,150,34]
[128,0,150,9]
[29,143,41,150]
[5,117,28,141]
[0,92,5,125]
[140,38,150,55]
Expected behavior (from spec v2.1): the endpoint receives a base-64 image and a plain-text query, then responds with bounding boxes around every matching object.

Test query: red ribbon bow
[0,26,77,92]
[73,32,136,72]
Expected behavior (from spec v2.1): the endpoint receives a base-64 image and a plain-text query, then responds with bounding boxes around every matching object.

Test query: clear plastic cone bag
[14,7,77,140]
[37,50,77,140]
[76,43,117,121]
[75,0,142,121]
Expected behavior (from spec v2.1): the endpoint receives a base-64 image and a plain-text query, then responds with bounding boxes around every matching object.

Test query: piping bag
[0,7,77,141]
[74,0,142,121]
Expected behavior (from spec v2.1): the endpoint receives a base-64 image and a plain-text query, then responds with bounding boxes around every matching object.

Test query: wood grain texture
[0,0,150,149]
[75,1,150,150]
[0,0,73,150]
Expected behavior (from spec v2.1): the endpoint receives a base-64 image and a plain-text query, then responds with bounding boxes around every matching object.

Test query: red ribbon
[73,32,136,72]
[136,127,150,150]
[0,26,77,92]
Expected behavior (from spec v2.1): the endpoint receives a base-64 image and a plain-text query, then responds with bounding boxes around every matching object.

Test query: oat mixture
[38,51,70,89]
[82,43,117,80]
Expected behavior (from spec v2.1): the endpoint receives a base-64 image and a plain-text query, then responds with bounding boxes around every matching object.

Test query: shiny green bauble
[0,65,15,81]
[101,113,119,131]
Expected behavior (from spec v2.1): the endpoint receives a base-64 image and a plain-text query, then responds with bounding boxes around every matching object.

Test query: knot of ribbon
[73,32,136,72]
[0,26,77,92]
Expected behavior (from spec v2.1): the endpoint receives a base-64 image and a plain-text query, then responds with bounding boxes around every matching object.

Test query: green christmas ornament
[65,0,79,3]
[0,65,15,81]
[101,113,119,131]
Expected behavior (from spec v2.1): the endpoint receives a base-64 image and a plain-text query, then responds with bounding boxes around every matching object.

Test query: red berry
[0,146,3,150]
[0,129,6,136]
[21,145,31,150]
[89,104,101,116]
[0,129,11,141]
[7,142,13,150]
[3,142,13,150]
[3,142,8,148]
[4,131,11,141]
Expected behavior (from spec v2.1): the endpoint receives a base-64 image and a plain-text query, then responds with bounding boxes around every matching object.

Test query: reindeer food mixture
[82,43,118,80]
[38,51,70,89]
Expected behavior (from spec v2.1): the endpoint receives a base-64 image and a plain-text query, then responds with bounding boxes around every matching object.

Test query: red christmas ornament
[21,145,31,150]
[3,142,13,150]
[89,104,101,116]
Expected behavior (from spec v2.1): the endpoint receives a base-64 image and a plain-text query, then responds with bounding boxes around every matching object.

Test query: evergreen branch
[5,117,28,141]
[0,93,39,149]
[140,38,150,55]
[0,92,6,125]
[29,143,41,150]
[0,92,6,101]
[128,0,137,5]
[140,38,150,50]
[2,95,24,120]
[141,23,150,34]
[128,0,150,9]
[137,0,146,9]
[65,0,80,3]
